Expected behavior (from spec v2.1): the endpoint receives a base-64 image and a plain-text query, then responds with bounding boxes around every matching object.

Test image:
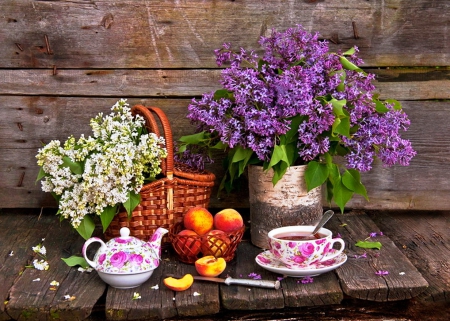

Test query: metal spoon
[310,210,334,236]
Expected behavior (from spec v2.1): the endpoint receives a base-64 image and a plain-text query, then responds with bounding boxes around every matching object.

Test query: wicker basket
[169,222,245,264]
[104,105,216,242]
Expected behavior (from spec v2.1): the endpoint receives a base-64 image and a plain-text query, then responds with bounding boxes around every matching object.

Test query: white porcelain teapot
[82,227,168,288]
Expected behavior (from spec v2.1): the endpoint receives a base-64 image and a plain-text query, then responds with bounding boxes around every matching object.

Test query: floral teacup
[268,226,345,269]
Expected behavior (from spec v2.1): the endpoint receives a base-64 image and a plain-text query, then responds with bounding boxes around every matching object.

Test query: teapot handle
[82,237,107,269]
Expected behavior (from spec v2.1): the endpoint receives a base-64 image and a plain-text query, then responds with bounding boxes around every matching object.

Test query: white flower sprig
[26,243,50,271]
[36,99,167,239]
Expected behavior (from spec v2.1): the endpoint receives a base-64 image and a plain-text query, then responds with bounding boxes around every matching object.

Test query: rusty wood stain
[52,65,57,76]
[44,34,53,55]
[329,33,339,44]
[17,172,25,187]
[101,13,114,29]
[17,123,23,131]
[352,21,359,39]
[15,43,24,51]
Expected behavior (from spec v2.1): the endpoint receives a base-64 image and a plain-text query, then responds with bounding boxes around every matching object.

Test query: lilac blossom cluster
[184,25,415,172]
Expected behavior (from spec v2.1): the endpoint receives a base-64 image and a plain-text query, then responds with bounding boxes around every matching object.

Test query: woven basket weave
[104,105,215,242]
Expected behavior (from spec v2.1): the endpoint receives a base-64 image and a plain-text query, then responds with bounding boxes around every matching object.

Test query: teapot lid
[108,227,144,248]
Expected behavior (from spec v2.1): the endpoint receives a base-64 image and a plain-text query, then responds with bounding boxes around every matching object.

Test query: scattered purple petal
[354,252,367,259]
[369,232,377,238]
[248,272,262,280]
[375,270,389,276]
[298,276,314,284]
[277,276,285,281]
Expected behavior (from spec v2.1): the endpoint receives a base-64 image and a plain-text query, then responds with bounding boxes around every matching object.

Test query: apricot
[195,256,226,277]
[201,230,230,257]
[174,229,201,256]
[183,207,214,235]
[163,274,194,291]
[213,209,244,232]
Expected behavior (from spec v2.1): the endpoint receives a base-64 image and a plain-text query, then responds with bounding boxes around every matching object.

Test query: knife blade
[166,274,280,290]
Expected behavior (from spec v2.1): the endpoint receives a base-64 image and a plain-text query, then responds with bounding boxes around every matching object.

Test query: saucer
[255,250,347,278]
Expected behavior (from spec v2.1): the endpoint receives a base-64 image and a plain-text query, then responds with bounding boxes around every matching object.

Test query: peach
[201,230,230,257]
[183,207,214,235]
[163,274,194,291]
[195,256,226,277]
[174,229,201,256]
[213,209,244,232]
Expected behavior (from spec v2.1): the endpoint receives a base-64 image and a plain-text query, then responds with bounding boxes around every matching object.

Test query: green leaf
[342,47,356,56]
[385,99,402,111]
[305,161,329,191]
[214,89,232,101]
[284,115,303,143]
[268,144,290,169]
[100,205,118,233]
[178,131,206,144]
[231,146,254,177]
[75,215,95,240]
[374,100,389,113]
[333,178,354,213]
[36,167,46,182]
[123,192,140,219]
[332,115,350,137]
[271,161,289,186]
[355,241,382,250]
[62,156,83,175]
[61,255,90,269]
[342,169,368,200]
[339,56,363,72]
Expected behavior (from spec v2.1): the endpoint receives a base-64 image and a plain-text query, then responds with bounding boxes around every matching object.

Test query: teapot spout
[146,227,169,257]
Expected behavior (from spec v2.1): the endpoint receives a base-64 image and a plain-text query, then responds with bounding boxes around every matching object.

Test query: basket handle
[131,105,174,177]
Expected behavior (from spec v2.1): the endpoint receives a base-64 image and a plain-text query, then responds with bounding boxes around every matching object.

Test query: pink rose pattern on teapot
[87,228,167,274]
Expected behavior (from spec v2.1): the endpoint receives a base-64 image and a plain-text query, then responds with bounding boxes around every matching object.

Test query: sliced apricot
[195,256,226,277]
[163,274,194,291]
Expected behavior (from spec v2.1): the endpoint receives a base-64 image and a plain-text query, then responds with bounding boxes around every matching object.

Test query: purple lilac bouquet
[176,25,416,211]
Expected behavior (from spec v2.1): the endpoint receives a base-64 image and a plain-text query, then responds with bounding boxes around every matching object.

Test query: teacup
[268,226,345,269]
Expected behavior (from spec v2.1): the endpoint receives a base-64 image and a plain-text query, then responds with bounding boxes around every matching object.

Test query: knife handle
[225,277,281,289]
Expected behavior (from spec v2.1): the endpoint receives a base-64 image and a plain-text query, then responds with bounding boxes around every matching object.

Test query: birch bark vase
[248,165,322,249]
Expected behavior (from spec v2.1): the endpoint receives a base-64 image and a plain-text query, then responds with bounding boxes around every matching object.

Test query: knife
[166,274,281,290]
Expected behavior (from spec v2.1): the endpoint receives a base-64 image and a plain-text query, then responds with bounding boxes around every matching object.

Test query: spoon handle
[311,210,335,235]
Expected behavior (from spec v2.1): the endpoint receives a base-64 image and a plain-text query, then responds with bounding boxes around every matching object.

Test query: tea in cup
[267,226,345,269]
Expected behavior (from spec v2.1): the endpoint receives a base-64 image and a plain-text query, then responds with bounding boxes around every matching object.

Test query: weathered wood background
[1,0,449,210]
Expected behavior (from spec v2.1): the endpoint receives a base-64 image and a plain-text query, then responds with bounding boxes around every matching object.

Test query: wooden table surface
[0,209,448,321]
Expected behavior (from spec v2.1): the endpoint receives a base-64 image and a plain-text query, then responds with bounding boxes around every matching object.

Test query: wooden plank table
[0,209,448,321]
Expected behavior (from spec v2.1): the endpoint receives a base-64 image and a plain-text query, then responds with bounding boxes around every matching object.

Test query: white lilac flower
[132,292,141,300]
[32,244,47,256]
[36,99,167,231]
[50,280,60,287]
[32,259,49,271]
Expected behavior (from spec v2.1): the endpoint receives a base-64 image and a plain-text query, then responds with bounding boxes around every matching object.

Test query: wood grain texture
[4,211,106,321]
[327,211,429,301]
[1,68,448,99]
[1,0,449,68]
[1,0,450,211]
[368,211,450,303]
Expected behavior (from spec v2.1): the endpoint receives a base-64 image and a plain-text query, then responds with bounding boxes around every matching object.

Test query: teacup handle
[82,237,106,269]
[319,238,345,262]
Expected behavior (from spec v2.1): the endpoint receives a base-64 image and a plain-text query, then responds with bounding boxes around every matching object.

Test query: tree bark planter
[248,165,323,249]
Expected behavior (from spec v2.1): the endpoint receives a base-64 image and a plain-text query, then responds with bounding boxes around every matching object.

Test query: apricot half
[163,274,194,291]
[195,256,226,277]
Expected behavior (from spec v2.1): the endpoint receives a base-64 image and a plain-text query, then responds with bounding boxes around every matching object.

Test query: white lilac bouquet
[176,25,416,212]
[36,99,167,239]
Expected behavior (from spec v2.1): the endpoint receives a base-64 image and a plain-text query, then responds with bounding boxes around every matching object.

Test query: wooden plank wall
[1,0,449,210]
